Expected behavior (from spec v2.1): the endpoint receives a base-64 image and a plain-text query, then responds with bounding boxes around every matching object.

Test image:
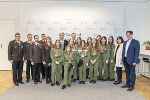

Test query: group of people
[8,31,140,91]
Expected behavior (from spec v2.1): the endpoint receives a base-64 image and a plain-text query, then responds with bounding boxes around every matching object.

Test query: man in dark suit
[121,31,140,91]
[59,32,68,79]
[40,34,46,79]
[59,32,68,50]
[24,34,33,83]
[30,35,42,84]
[8,33,24,86]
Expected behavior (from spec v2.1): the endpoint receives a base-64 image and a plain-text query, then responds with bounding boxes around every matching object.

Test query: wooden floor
[0,71,150,100]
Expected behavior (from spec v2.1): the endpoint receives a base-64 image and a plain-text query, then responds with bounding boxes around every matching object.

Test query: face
[92,39,96,45]
[67,47,71,52]
[77,38,81,44]
[56,41,60,47]
[88,38,92,43]
[70,39,74,45]
[59,33,64,40]
[117,38,122,44]
[71,34,76,40]
[15,35,20,41]
[27,35,32,41]
[41,35,46,40]
[81,41,85,47]
[34,36,39,42]
[108,37,113,43]
[101,38,106,44]
[96,36,101,41]
[47,38,51,43]
[126,32,133,40]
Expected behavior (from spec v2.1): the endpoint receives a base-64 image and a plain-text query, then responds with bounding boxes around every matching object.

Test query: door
[0,20,15,70]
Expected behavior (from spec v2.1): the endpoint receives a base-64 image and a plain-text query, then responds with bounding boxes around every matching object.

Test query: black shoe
[127,87,134,91]
[93,80,96,84]
[46,80,49,84]
[90,80,93,83]
[51,83,55,86]
[121,84,130,88]
[14,83,19,86]
[113,81,122,85]
[68,84,71,87]
[34,81,38,84]
[38,80,42,83]
[26,79,29,83]
[18,81,24,84]
[82,81,85,84]
[56,82,60,86]
[73,79,77,82]
[62,85,66,89]
[79,81,83,84]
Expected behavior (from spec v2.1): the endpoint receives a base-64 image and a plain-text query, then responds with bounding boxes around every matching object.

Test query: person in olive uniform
[107,36,115,81]
[51,40,63,86]
[99,36,110,81]
[77,40,89,84]
[67,38,77,82]
[89,38,100,84]
[24,34,34,83]
[86,37,92,79]
[30,35,43,84]
[62,45,76,89]
[42,36,53,84]
[40,34,47,79]
[8,33,24,86]
[74,37,82,81]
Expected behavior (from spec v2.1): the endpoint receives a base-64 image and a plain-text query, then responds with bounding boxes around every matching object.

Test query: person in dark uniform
[40,34,47,79]
[8,33,24,86]
[24,34,34,83]
[42,36,53,84]
[59,32,68,79]
[30,35,42,84]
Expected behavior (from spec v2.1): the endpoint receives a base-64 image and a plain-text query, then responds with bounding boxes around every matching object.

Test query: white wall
[0,1,146,42]
[0,1,148,70]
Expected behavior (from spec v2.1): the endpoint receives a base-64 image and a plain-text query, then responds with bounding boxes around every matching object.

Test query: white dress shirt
[125,38,133,57]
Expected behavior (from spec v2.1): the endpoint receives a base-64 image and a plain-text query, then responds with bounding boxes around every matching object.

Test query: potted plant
[143,40,150,50]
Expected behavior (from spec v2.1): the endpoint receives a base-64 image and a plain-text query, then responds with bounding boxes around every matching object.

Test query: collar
[127,38,133,42]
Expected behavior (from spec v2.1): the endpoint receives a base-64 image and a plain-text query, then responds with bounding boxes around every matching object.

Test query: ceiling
[0,0,149,3]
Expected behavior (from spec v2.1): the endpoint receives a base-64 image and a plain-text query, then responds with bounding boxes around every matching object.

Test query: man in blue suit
[121,31,140,91]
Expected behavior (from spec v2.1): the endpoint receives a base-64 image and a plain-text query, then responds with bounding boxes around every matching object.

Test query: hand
[133,63,137,66]
[120,61,123,64]
[86,63,88,66]
[106,60,108,64]
[56,61,60,65]
[24,60,27,63]
[43,61,46,65]
[31,62,34,65]
[10,60,13,64]
[111,60,113,64]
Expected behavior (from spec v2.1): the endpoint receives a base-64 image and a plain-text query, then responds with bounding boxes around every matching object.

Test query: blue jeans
[124,57,136,88]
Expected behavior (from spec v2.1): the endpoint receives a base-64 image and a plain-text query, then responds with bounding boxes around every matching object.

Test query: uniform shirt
[125,38,133,57]
[60,39,64,49]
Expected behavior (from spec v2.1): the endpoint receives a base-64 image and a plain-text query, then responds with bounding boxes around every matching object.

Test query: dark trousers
[26,60,33,80]
[124,57,136,88]
[41,63,45,78]
[12,61,23,84]
[45,62,51,81]
[116,67,122,81]
[33,63,42,82]
[62,65,64,79]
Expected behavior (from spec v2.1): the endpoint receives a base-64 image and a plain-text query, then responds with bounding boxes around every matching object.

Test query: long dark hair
[108,36,114,45]
[101,36,107,45]
[117,36,124,44]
